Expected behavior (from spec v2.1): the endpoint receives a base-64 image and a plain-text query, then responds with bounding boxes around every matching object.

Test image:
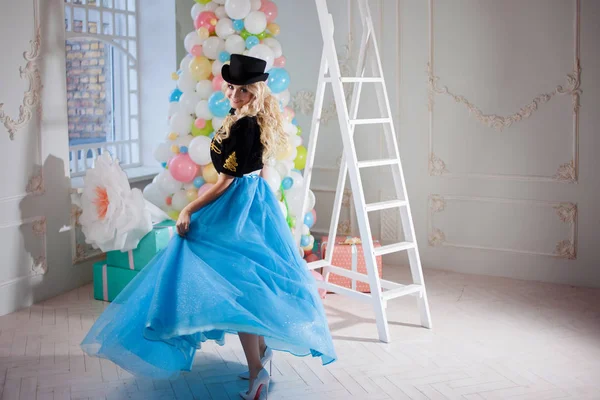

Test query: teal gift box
[106,220,175,271]
[93,262,138,302]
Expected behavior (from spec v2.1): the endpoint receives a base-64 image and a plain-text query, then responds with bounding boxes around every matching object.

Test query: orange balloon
[267,23,280,36]
[202,163,219,184]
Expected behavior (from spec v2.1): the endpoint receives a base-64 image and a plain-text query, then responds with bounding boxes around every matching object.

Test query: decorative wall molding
[427,0,581,183]
[427,194,578,259]
[0,0,42,140]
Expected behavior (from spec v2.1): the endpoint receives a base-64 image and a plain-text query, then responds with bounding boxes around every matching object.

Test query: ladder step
[323,77,384,83]
[357,158,398,168]
[365,199,408,212]
[373,241,415,256]
[349,118,392,125]
[381,284,423,301]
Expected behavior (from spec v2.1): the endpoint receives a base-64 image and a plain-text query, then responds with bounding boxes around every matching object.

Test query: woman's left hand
[176,209,191,237]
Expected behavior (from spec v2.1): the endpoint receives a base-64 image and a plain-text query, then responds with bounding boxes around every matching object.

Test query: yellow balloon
[203,163,219,184]
[171,72,179,80]
[294,145,307,170]
[197,27,210,40]
[171,144,180,154]
[168,132,178,141]
[189,56,212,81]
[267,23,280,36]
[168,210,180,220]
[276,142,294,161]
[186,188,198,202]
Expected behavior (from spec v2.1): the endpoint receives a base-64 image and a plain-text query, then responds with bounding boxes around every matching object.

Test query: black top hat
[221,54,269,86]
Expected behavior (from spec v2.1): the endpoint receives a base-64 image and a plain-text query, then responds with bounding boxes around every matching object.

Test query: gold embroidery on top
[224,152,238,172]
[210,139,222,154]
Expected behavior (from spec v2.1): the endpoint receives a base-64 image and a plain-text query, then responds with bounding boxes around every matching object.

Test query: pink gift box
[320,236,383,293]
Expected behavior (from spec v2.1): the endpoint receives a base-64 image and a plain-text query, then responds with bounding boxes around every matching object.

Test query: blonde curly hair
[215,81,289,163]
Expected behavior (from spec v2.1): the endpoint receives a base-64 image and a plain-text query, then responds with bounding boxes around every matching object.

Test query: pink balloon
[212,74,225,91]
[260,1,278,23]
[311,209,317,224]
[195,118,206,129]
[197,183,214,197]
[274,56,286,68]
[168,154,199,183]
[194,11,218,33]
[191,45,203,57]
[310,270,327,299]
[283,107,295,122]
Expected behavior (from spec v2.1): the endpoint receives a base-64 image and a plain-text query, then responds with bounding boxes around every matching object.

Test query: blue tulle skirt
[80,174,336,379]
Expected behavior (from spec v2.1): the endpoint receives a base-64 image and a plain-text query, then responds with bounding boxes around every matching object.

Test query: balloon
[306,190,316,212]
[171,190,190,211]
[205,1,219,11]
[168,102,180,119]
[208,91,232,117]
[153,142,173,163]
[216,18,235,38]
[263,38,282,58]
[168,210,180,221]
[191,118,213,136]
[225,0,251,20]
[184,31,204,54]
[215,6,228,20]
[195,100,213,120]
[232,19,245,31]
[157,170,183,194]
[180,54,193,70]
[225,34,246,54]
[213,0,226,4]
[262,166,281,192]
[203,163,219,183]
[202,37,226,60]
[283,107,295,123]
[186,188,199,202]
[219,51,231,63]
[188,136,212,165]
[311,209,317,225]
[244,11,267,35]
[170,88,183,102]
[212,74,225,91]
[310,270,327,299]
[196,80,214,99]
[292,135,302,147]
[276,141,294,161]
[176,134,193,149]
[248,44,275,71]
[245,36,259,49]
[300,235,310,247]
[179,91,201,114]
[212,59,224,77]
[177,70,197,93]
[195,0,211,4]
[143,182,168,207]
[193,177,206,188]
[267,22,280,36]
[250,0,262,11]
[169,154,199,183]
[288,169,304,190]
[194,11,218,34]
[192,3,204,20]
[198,183,214,197]
[197,27,210,41]
[294,145,307,170]
[273,56,286,68]
[170,112,193,135]
[273,89,290,107]
[304,211,314,228]
[281,176,293,190]
[275,161,290,179]
[260,0,278,23]
[189,56,212,80]
[195,119,206,129]
[212,116,225,131]
[267,68,290,93]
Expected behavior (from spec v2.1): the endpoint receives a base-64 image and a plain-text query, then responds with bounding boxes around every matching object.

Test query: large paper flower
[75,153,164,252]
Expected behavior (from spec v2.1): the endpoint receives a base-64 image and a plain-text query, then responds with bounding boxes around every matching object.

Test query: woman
[81,55,336,400]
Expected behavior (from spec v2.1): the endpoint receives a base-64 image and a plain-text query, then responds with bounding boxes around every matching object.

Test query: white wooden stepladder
[294,0,432,343]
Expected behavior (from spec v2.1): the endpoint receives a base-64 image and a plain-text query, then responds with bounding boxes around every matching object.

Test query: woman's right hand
[176,209,191,237]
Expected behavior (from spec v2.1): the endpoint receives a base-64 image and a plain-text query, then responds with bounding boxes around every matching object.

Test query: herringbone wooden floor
[1,267,599,400]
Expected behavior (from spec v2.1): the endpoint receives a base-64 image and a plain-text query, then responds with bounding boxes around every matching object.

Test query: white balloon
[244,11,267,35]
[184,31,203,54]
[212,117,224,131]
[224,0,251,19]
[178,72,197,92]
[263,37,283,58]
[284,122,297,136]
[278,201,287,219]
[196,80,214,99]
[275,161,289,179]
[306,190,316,211]
[213,0,226,4]
[273,89,290,107]
[288,169,304,190]
[250,0,261,11]
[171,190,190,211]
[143,183,168,208]
[168,102,180,117]
[188,136,213,165]
[156,170,183,194]
[179,91,201,114]
[248,44,275,71]
[202,37,225,60]
[195,100,214,120]
[212,59,224,77]
[302,224,310,236]
[205,1,219,11]
[225,34,246,55]
[170,112,193,135]
[191,3,204,20]
[176,134,193,148]
[293,135,302,147]
[262,166,282,193]
[215,17,235,38]
[180,55,193,70]
[214,5,227,19]
[183,183,196,190]
[153,142,172,163]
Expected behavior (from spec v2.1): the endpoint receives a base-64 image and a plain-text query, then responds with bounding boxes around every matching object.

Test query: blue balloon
[209,131,216,139]
[281,177,293,190]
[304,212,314,229]
[161,162,167,169]
[219,51,231,63]
[208,91,232,118]
[292,117,298,125]
[169,88,183,102]
[245,36,259,49]
[267,68,290,94]
[301,235,310,247]
[177,69,182,76]
[193,177,205,188]
[233,19,244,31]
[180,146,188,154]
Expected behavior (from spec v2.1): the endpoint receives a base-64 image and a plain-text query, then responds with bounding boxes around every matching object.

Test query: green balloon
[195,0,211,4]
[296,126,302,136]
[257,31,268,40]
[240,29,251,40]
[191,119,213,137]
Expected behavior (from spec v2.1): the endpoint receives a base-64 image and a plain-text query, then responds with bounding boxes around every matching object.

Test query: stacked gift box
[320,235,383,293]
[93,220,176,302]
